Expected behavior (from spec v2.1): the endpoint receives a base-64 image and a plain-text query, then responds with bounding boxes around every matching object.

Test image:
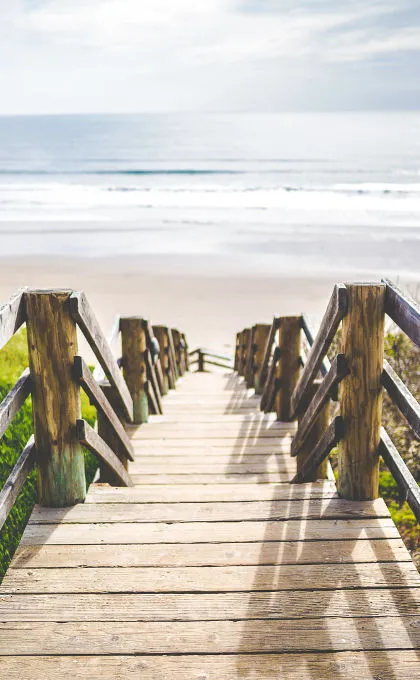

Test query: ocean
[0,112,419,277]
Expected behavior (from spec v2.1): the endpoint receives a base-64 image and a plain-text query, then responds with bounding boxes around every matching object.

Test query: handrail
[0,436,35,532]
[70,292,134,422]
[291,284,348,418]
[379,428,420,522]
[189,348,234,372]
[291,354,348,457]
[260,346,280,413]
[301,315,331,377]
[382,360,420,439]
[93,314,121,383]
[73,356,134,462]
[259,317,280,390]
[291,417,344,484]
[76,419,133,488]
[0,369,31,440]
[383,278,420,348]
[0,288,27,352]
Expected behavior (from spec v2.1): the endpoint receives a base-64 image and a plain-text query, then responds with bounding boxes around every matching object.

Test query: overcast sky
[1,0,419,114]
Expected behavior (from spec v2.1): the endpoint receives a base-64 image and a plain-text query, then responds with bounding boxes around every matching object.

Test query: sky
[0,0,419,114]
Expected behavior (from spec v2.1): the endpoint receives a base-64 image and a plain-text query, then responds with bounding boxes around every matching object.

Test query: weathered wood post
[182,333,189,371]
[198,350,205,372]
[238,328,249,377]
[254,323,271,395]
[25,290,86,506]
[119,317,149,424]
[245,326,256,388]
[153,325,169,394]
[275,316,301,421]
[97,383,129,485]
[338,284,385,500]
[234,332,240,372]
[296,380,329,480]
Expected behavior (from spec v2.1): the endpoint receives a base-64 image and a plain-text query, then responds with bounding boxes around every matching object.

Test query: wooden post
[182,333,189,371]
[296,380,329,481]
[153,326,169,394]
[245,326,256,388]
[97,383,129,485]
[254,323,271,395]
[337,283,385,500]
[198,350,205,372]
[234,332,240,372]
[120,317,148,424]
[275,316,301,421]
[238,328,249,377]
[25,290,86,506]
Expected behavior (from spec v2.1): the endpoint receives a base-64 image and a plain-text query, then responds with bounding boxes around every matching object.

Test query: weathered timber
[301,315,331,376]
[69,292,133,422]
[10,537,411,568]
[244,326,256,387]
[144,320,166,397]
[145,349,163,414]
[379,427,420,522]
[153,326,170,393]
[338,283,385,500]
[291,354,348,456]
[382,359,420,439]
[73,356,134,461]
[295,380,329,481]
[205,359,234,370]
[253,323,271,394]
[77,419,133,487]
[0,368,31,439]
[383,278,420,348]
[259,316,280,391]
[0,288,26,352]
[96,383,130,485]
[292,416,344,483]
[120,317,148,423]
[292,284,348,417]
[238,328,250,377]
[234,332,240,371]
[260,346,280,412]
[25,290,86,506]
[0,437,35,531]
[181,332,189,371]
[167,328,179,384]
[276,316,301,421]
[92,314,121,383]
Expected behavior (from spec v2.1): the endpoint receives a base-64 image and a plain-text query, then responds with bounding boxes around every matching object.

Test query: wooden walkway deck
[1,371,420,678]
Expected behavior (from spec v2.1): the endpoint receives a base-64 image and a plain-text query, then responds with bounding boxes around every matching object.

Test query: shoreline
[1,254,418,351]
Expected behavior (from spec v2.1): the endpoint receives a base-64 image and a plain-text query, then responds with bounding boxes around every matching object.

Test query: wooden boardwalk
[1,371,420,678]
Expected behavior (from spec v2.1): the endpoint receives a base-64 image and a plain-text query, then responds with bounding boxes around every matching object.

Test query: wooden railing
[190,348,234,372]
[235,279,420,518]
[0,289,188,528]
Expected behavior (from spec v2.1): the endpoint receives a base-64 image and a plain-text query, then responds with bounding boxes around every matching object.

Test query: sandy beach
[1,254,418,355]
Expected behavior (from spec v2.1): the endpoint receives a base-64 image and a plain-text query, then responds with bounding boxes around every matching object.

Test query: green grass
[0,329,98,581]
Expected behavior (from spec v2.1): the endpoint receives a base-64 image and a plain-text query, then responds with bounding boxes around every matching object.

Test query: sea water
[0,112,419,276]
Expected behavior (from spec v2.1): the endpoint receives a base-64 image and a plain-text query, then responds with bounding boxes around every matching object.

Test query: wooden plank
[260,346,280,412]
[0,588,417,621]
[291,284,348,417]
[275,316,301,421]
[379,427,420,522]
[301,314,331,376]
[130,474,294,484]
[291,354,348,456]
[28,498,390,524]
[69,291,133,421]
[0,437,35,532]
[73,356,134,461]
[5,561,419,595]
[20,518,399,545]
[77,420,133,488]
[1,616,420,655]
[0,288,26,352]
[292,417,344,484]
[0,369,31,439]
[10,537,412,569]
[382,360,420,438]
[146,349,163,414]
[85,481,338,502]
[259,316,280,390]
[128,462,296,474]
[1,652,420,680]
[383,278,420,348]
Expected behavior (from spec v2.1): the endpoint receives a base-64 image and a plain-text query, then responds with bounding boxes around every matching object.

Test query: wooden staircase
[1,370,420,678]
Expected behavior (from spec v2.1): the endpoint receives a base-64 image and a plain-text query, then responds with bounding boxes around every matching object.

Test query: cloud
[0,0,419,112]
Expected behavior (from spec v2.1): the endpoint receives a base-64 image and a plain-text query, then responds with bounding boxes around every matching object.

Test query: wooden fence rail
[235,278,419,515]
[0,289,188,526]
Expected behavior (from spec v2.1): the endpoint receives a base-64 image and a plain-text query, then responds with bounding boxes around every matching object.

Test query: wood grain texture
[10,537,412,569]
[0,288,26,352]
[120,317,149,423]
[383,278,420,348]
[0,588,418,621]
[338,284,385,500]
[292,284,348,417]
[20,518,399,545]
[77,420,133,487]
[276,316,302,421]
[0,437,35,531]
[295,380,330,481]
[382,359,420,438]
[379,427,420,522]
[69,291,133,421]
[25,290,86,506]
[0,368,31,440]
